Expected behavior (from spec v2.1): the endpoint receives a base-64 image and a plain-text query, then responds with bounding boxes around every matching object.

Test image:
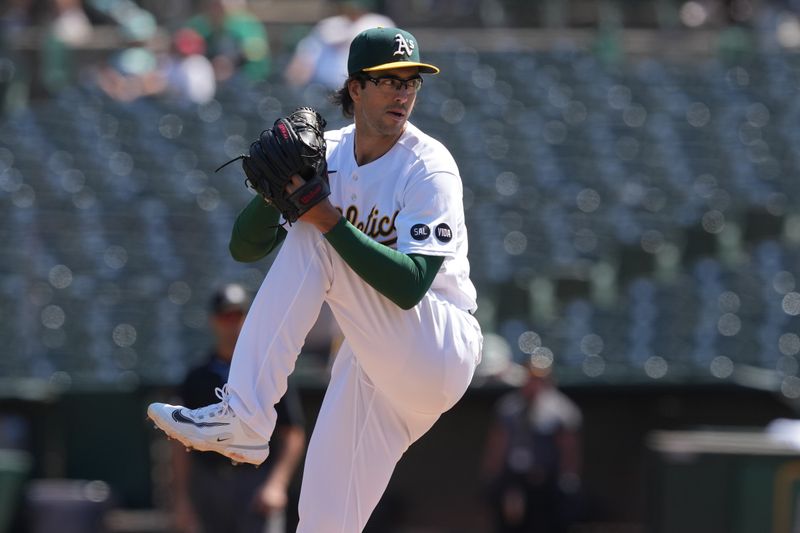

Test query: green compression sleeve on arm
[229,196,288,262]
[323,218,444,310]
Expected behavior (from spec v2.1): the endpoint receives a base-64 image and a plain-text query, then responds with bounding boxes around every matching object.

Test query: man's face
[211,308,245,347]
[350,67,421,138]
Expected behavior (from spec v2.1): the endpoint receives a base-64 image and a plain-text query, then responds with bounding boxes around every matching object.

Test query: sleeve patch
[410,223,431,241]
[434,223,453,243]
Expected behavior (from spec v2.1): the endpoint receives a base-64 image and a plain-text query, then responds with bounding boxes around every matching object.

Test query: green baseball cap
[347,27,439,76]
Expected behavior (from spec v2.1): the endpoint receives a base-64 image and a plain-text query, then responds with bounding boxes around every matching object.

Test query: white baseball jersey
[224,121,483,533]
[325,122,478,313]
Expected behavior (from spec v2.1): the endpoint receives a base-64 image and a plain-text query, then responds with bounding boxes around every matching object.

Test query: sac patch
[410,223,431,241]
[435,223,453,243]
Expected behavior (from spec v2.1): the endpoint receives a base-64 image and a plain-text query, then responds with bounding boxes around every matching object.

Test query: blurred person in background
[171,283,306,533]
[40,0,93,94]
[91,13,161,102]
[283,0,394,90]
[184,0,271,83]
[95,26,215,105]
[158,27,217,104]
[49,0,92,45]
[481,363,583,533]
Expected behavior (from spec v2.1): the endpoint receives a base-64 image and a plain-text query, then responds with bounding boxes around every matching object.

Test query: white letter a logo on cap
[393,34,415,57]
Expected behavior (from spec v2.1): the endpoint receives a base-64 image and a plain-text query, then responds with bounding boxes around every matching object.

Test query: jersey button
[352,173,359,181]
[351,194,357,201]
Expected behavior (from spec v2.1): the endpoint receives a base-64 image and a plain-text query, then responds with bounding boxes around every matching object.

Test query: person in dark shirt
[171,283,306,533]
[482,364,582,533]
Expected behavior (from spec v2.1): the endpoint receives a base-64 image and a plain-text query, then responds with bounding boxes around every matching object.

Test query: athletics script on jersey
[339,204,400,247]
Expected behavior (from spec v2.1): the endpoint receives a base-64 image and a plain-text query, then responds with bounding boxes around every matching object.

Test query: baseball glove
[218,107,330,224]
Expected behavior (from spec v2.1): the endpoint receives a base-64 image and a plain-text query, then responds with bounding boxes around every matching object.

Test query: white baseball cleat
[147,384,269,466]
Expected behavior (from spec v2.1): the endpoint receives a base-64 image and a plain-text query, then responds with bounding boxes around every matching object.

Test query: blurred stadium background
[3,0,800,531]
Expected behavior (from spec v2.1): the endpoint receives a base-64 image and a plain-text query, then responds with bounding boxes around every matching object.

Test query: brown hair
[330,74,368,118]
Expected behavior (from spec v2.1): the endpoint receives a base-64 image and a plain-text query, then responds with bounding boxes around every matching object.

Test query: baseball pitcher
[149,27,483,533]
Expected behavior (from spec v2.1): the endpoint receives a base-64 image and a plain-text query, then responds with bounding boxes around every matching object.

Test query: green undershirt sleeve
[324,218,444,310]
[229,196,287,262]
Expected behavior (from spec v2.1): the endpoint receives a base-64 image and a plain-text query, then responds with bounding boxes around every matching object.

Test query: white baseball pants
[227,221,482,533]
